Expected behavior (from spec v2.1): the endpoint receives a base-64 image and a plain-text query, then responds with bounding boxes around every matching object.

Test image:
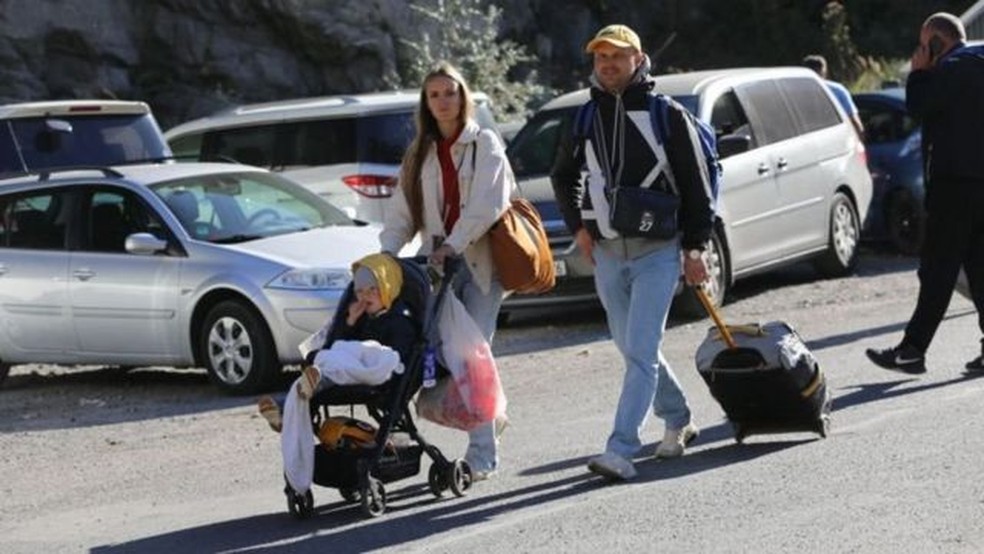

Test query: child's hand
[347,298,367,325]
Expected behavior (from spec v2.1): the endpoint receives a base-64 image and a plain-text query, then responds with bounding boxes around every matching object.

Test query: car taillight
[342,175,396,198]
[856,139,867,166]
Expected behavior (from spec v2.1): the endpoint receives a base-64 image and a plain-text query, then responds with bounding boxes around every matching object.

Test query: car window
[152,171,354,243]
[710,90,757,149]
[507,107,575,178]
[856,101,917,144]
[738,80,799,145]
[201,112,417,168]
[168,133,203,161]
[778,77,842,133]
[82,188,169,253]
[0,189,68,250]
[0,126,23,174]
[3,114,171,172]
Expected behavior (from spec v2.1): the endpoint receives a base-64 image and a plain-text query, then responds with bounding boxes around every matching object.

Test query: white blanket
[281,340,402,493]
[312,339,403,386]
[282,378,315,494]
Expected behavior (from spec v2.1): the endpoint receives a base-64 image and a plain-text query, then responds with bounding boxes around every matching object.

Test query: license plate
[553,259,567,277]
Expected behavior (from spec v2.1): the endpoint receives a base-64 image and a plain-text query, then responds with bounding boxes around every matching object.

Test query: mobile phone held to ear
[928,35,944,61]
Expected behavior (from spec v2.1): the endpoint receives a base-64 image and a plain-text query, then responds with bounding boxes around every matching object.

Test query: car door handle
[73,268,95,281]
[776,158,789,170]
[757,163,770,175]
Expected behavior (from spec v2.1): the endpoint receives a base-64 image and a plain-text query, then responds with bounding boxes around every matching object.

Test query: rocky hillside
[0,0,966,129]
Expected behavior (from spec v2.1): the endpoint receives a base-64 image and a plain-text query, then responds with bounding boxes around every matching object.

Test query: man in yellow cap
[551,24,715,481]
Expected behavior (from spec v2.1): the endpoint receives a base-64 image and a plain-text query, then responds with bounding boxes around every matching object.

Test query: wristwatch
[686,249,703,261]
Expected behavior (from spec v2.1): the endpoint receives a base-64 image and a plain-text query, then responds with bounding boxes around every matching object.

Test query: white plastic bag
[417,294,506,430]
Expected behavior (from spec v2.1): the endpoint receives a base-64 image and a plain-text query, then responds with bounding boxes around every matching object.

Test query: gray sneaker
[587,452,637,481]
[654,422,700,458]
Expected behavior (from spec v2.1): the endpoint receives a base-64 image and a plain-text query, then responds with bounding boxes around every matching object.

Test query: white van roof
[540,67,820,111]
[164,90,492,140]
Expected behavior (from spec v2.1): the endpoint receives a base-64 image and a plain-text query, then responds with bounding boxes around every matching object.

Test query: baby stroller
[283,256,472,519]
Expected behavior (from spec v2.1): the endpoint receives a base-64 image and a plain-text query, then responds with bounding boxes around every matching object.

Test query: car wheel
[200,300,279,394]
[885,189,925,256]
[814,192,860,277]
[673,228,729,319]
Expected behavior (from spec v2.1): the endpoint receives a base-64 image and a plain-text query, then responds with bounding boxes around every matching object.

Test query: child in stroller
[257,253,474,519]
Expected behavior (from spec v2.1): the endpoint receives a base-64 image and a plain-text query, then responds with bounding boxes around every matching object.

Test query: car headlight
[267,268,351,290]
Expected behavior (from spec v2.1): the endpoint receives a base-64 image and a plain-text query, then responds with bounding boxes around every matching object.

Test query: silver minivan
[164,91,500,223]
[506,67,873,316]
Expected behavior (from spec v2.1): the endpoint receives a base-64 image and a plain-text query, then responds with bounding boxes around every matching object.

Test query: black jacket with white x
[550,69,714,251]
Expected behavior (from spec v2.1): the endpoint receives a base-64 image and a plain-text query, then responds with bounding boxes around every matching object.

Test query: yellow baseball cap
[584,24,642,53]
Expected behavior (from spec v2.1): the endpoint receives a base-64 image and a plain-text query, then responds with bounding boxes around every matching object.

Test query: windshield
[151,171,354,243]
[0,113,172,174]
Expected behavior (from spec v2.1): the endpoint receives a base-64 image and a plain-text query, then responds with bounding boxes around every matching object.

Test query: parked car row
[0,63,888,392]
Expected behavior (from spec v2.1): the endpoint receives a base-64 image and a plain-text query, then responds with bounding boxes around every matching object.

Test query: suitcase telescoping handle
[694,286,738,350]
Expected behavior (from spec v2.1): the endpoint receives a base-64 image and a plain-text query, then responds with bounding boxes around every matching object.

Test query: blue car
[853,88,925,255]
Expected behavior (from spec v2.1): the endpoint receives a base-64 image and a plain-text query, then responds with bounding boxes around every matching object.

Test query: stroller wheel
[815,416,831,439]
[428,463,447,498]
[449,459,472,497]
[360,477,386,518]
[285,487,314,520]
[339,487,362,504]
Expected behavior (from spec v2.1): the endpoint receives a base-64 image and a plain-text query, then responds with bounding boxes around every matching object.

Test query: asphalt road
[2,250,983,553]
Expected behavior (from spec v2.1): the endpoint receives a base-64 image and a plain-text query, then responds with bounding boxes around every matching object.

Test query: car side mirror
[717,134,752,159]
[125,232,168,255]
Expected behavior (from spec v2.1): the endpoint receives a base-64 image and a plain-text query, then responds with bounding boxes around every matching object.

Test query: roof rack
[36,166,125,181]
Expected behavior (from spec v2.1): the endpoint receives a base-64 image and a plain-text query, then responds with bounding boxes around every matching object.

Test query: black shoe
[865,344,926,374]
[966,356,984,372]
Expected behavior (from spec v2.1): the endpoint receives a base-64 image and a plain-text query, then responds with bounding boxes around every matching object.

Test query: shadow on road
[92,420,812,554]
[804,307,976,353]
[0,366,299,434]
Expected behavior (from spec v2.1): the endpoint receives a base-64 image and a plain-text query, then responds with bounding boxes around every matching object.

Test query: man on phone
[866,12,984,373]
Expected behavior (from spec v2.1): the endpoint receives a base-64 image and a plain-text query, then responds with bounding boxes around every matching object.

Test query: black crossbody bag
[608,181,680,240]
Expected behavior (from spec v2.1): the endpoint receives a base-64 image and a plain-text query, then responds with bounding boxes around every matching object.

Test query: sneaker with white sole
[654,422,699,459]
[587,451,637,481]
[865,344,926,374]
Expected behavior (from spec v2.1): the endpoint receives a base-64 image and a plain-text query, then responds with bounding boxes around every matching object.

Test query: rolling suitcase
[693,288,831,443]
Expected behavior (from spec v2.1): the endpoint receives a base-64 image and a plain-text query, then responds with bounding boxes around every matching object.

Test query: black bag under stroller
[283,256,472,519]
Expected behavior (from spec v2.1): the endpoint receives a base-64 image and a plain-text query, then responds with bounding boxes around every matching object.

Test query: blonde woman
[380,62,512,481]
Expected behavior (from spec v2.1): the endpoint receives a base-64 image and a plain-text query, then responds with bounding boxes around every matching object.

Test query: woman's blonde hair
[399,62,476,235]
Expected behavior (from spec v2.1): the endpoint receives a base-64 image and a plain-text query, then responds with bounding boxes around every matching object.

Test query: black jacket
[906,43,984,193]
[305,300,417,366]
[550,70,714,250]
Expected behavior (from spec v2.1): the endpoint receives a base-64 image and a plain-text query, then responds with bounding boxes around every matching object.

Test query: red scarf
[437,126,464,234]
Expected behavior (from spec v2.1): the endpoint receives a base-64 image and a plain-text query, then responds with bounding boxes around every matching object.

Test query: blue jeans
[452,263,505,473]
[593,240,692,459]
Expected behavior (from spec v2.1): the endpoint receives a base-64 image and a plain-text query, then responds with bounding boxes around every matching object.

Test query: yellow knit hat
[351,253,403,310]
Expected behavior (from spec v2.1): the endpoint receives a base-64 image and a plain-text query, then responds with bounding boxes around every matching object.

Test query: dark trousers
[902,184,984,353]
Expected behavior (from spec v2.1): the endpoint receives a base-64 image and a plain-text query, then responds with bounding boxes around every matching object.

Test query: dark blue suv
[853,88,925,255]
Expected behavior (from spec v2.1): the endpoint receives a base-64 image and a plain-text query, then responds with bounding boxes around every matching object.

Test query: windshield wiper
[211,234,264,244]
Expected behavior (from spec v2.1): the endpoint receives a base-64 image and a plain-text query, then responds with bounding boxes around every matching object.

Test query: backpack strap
[649,93,671,144]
